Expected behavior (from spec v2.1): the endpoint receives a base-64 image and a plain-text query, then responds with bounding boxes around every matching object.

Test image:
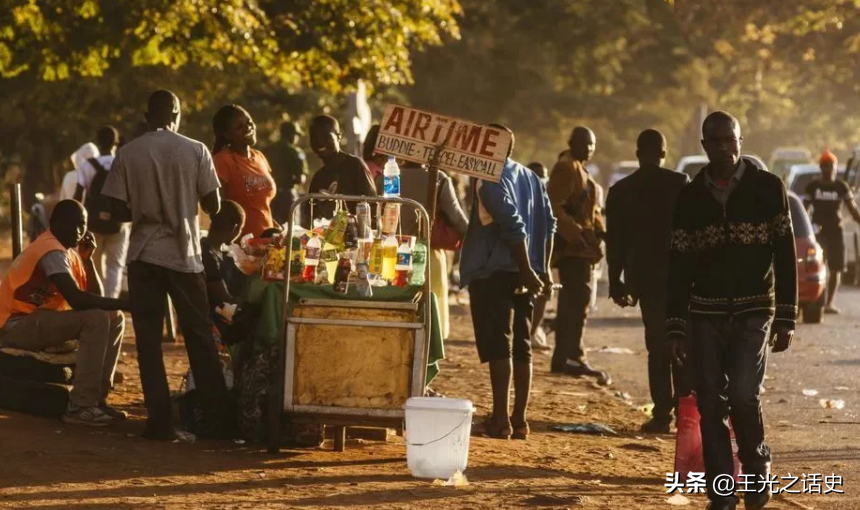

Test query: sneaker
[825,305,841,315]
[99,403,128,421]
[62,404,114,427]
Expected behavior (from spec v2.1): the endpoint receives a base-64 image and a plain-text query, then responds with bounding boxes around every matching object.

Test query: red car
[788,192,827,323]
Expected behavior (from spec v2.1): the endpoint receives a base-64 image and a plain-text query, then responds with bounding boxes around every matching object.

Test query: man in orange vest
[0,200,129,427]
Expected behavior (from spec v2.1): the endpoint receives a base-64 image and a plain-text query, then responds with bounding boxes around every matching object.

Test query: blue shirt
[460,159,557,286]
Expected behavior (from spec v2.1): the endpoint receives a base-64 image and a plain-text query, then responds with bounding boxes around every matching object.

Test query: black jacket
[605,164,688,300]
[666,158,798,340]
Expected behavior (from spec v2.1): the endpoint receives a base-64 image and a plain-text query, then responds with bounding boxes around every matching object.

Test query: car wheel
[803,304,823,324]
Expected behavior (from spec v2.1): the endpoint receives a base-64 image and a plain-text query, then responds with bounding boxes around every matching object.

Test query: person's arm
[666,192,696,362]
[73,184,84,202]
[101,152,132,223]
[198,146,222,217]
[546,162,586,245]
[438,173,469,237]
[202,189,221,217]
[771,181,798,352]
[604,186,627,302]
[41,250,128,311]
[355,158,377,196]
[477,178,542,293]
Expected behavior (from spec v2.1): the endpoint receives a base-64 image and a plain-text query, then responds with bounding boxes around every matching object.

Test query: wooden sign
[374,104,510,182]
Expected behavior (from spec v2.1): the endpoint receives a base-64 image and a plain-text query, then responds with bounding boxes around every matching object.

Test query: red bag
[674,395,741,483]
[431,215,462,251]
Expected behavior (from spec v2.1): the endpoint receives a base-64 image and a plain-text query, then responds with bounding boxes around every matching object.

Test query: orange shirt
[0,232,88,329]
[213,148,277,237]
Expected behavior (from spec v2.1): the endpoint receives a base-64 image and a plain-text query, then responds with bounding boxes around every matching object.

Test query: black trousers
[552,257,592,371]
[128,261,228,435]
[691,313,772,502]
[639,294,685,421]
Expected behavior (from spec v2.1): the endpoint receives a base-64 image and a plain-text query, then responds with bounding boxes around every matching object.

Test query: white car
[675,155,709,180]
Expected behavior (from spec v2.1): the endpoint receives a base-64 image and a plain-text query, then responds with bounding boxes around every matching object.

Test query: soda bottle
[356,263,373,297]
[333,255,352,294]
[394,240,412,287]
[302,233,321,282]
[369,238,384,277]
[382,235,398,281]
[356,202,372,238]
[409,241,427,286]
[383,156,401,197]
[382,203,400,235]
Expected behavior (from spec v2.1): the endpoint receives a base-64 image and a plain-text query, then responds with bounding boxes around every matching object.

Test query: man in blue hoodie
[460,125,557,441]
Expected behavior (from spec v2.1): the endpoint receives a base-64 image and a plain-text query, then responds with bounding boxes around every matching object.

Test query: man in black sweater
[605,129,688,434]
[667,111,796,510]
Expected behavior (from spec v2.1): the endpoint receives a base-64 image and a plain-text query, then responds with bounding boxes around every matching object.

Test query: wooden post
[334,426,346,452]
[425,146,445,241]
[10,183,23,258]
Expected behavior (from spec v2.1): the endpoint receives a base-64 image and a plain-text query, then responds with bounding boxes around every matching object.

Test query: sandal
[511,420,530,440]
[480,417,512,440]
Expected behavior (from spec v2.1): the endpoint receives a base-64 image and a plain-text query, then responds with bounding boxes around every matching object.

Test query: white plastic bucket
[404,397,475,479]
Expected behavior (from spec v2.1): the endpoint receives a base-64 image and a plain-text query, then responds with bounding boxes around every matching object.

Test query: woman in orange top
[212,105,277,237]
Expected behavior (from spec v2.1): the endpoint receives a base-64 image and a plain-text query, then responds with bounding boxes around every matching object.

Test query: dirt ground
[0,234,840,509]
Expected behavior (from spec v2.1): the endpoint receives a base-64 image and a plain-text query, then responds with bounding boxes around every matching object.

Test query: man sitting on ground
[0,200,129,427]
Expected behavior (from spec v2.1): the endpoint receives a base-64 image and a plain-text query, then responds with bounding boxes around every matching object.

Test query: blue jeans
[691,313,772,502]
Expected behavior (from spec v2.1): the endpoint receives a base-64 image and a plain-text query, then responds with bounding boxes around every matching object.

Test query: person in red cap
[805,149,860,314]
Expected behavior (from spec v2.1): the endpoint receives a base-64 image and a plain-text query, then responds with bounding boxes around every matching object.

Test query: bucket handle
[404,411,472,447]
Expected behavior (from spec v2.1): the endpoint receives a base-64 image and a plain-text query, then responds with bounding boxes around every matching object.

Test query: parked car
[788,191,827,323]
[770,147,812,181]
[675,155,709,180]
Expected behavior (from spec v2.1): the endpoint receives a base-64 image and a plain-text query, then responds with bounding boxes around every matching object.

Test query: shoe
[99,403,128,421]
[511,419,530,440]
[743,463,772,510]
[62,404,114,427]
[480,417,512,440]
[825,305,841,315]
[640,416,671,434]
[705,496,738,510]
[562,359,594,376]
[142,426,178,441]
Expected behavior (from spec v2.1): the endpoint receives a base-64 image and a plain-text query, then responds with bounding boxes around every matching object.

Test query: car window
[788,195,811,238]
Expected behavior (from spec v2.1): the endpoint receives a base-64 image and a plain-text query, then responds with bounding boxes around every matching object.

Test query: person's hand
[518,269,544,295]
[668,337,686,366]
[78,232,97,261]
[118,299,132,312]
[770,325,794,353]
[540,272,555,296]
[582,229,599,247]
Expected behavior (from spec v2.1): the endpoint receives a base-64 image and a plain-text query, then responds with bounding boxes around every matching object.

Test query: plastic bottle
[302,233,321,282]
[382,235,398,281]
[382,203,400,235]
[369,238,384,277]
[383,156,401,197]
[409,241,427,286]
[394,240,412,287]
[356,202,372,238]
[333,255,352,294]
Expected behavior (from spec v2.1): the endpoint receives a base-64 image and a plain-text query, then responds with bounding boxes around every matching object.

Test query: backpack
[84,157,121,234]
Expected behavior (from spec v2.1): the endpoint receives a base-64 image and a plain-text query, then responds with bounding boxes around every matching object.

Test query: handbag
[431,213,462,251]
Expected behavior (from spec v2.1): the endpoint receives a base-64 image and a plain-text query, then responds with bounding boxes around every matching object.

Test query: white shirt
[77,154,115,191]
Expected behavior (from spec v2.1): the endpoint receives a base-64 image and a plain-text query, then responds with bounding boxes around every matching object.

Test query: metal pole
[10,183,23,258]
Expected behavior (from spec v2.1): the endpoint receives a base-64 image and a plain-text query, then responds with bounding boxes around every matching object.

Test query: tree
[0,0,461,198]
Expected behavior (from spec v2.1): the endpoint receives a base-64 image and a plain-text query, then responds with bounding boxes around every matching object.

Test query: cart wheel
[334,426,346,452]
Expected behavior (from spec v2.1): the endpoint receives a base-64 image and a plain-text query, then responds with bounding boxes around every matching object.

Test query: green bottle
[409,242,427,286]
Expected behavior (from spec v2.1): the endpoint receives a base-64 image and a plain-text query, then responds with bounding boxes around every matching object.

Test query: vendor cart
[268,194,434,453]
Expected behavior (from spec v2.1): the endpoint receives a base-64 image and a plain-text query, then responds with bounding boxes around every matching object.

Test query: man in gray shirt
[103,89,228,440]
